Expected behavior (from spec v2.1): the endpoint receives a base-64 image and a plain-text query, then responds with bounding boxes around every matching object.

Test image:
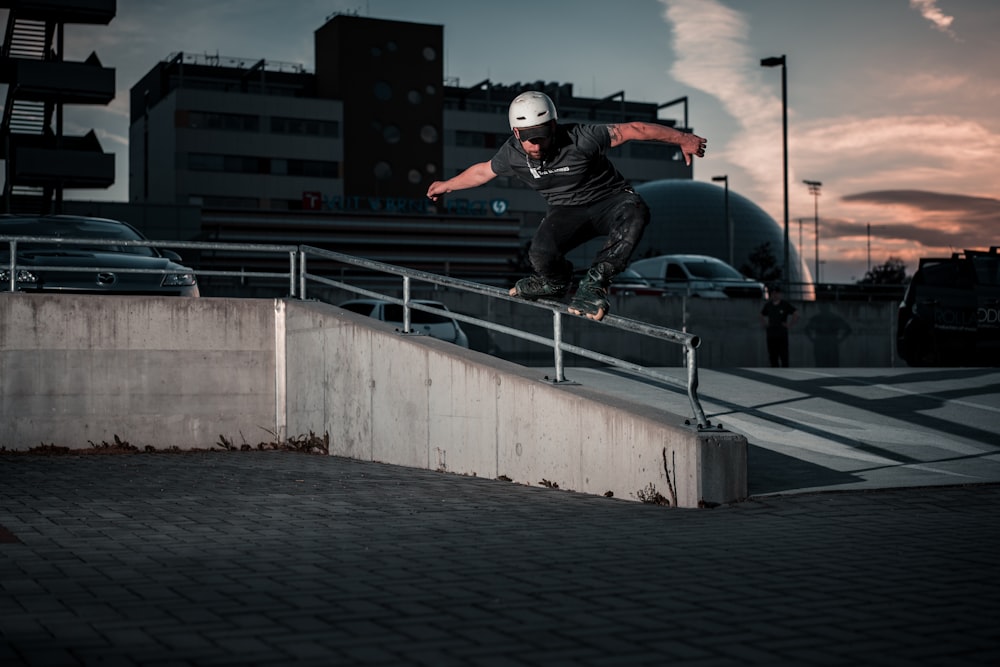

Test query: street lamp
[803,180,822,285]
[712,175,732,265]
[761,55,788,292]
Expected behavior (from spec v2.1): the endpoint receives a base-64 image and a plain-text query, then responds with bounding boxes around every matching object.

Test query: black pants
[767,329,790,367]
[527,190,651,281]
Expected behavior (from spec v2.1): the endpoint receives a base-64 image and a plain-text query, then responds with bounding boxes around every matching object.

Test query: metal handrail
[1,235,709,427]
[297,245,708,427]
[2,236,299,295]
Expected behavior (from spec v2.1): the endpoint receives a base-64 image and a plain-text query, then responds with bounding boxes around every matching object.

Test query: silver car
[338,298,470,347]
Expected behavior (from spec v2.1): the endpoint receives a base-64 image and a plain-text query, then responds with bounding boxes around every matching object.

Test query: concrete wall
[284,300,746,507]
[0,294,278,449]
[0,294,747,507]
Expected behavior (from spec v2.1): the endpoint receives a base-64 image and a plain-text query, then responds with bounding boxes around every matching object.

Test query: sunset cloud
[660,0,784,199]
[909,0,958,39]
[660,0,997,280]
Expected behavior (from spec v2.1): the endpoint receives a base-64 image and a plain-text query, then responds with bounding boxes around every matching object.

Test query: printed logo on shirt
[527,165,571,179]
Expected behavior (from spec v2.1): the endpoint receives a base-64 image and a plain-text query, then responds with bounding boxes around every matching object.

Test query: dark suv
[896,246,1000,366]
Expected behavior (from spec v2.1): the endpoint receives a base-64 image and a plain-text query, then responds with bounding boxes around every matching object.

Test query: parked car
[0,215,199,296]
[338,298,470,348]
[627,254,765,299]
[896,246,1000,366]
[607,268,669,297]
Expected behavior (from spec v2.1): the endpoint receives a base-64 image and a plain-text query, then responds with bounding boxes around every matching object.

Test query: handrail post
[288,250,297,298]
[298,250,306,300]
[6,240,14,292]
[685,341,708,427]
[552,310,566,382]
[402,275,411,333]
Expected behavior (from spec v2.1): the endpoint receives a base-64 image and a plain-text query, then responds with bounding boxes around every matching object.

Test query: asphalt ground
[2,367,1000,666]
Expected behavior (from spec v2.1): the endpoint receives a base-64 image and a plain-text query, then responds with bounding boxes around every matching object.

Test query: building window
[180,110,260,131]
[193,195,260,209]
[188,153,339,177]
[383,125,402,144]
[270,117,339,137]
[420,125,440,144]
[374,81,392,101]
[282,159,340,178]
[188,153,225,171]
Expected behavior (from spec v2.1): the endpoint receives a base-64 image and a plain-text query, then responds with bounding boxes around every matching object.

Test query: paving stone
[1,454,998,666]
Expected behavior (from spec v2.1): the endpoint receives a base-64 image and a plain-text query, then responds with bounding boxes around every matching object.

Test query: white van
[627,254,765,299]
[338,299,470,347]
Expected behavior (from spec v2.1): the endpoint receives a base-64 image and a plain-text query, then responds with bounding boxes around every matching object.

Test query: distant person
[805,302,852,366]
[426,90,707,321]
[760,285,799,367]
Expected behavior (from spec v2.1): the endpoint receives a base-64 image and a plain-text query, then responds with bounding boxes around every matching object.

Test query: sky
[7,0,999,283]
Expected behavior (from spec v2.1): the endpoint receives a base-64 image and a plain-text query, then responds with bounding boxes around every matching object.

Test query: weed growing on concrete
[1,431,330,456]
[215,429,330,455]
[636,483,670,506]
[88,435,138,453]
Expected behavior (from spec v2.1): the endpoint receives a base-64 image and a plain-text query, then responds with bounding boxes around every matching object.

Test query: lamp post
[803,180,822,286]
[761,55,788,292]
[867,223,872,274]
[712,175,732,265]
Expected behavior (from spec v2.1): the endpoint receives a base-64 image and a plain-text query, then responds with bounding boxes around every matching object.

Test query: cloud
[834,190,1000,249]
[844,190,1000,216]
[909,0,959,39]
[659,0,783,198]
[792,114,1000,190]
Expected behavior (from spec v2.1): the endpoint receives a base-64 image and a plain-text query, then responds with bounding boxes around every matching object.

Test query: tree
[860,257,908,285]
[740,242,782,283]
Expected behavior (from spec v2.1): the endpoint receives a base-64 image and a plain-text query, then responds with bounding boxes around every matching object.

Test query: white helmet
[508,91,558,130]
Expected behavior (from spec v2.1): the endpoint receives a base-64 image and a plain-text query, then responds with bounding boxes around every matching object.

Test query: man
[426,91,707,321]
[760,284,799,367]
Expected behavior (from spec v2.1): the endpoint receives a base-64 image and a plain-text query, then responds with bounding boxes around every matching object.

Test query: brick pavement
[2,452,999,666]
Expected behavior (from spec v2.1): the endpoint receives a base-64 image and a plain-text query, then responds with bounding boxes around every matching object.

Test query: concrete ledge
[0,294,277,449]
[285,300,747,507]
[0,295,748,507]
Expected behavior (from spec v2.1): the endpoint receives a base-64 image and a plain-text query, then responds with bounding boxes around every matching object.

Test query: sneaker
[510,274,570,300]
[568,263,613,321]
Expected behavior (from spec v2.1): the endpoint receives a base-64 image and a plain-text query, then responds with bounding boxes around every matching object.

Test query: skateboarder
[426,91,707,320]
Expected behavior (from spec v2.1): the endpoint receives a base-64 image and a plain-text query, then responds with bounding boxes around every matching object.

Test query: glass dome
[635,180,808,285]
[569,180,810,287]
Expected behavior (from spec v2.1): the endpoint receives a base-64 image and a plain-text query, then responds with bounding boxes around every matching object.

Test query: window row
[187,153,341,178]
[178,110,340,137]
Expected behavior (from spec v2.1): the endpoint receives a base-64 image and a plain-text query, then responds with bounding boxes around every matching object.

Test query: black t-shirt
[490,123,629,206]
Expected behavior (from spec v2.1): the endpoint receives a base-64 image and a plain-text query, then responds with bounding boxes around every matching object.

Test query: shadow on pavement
[747,444,858,495]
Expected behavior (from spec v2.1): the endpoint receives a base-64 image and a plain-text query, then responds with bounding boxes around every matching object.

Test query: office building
[127,13,693,286]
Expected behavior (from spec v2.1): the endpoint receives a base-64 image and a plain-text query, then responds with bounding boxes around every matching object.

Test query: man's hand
[426,181,448,201]
[679,133,707,166]
[426,161,497,201]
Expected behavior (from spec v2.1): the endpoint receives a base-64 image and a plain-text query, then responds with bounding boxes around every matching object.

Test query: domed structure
[570,180,810,287]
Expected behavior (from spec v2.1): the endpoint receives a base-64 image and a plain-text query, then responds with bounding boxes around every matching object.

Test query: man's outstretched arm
[607,122,707,165]
[427,161,497,201]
